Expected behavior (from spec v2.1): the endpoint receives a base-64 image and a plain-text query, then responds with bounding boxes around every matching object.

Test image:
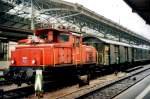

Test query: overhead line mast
[31,0,35,36]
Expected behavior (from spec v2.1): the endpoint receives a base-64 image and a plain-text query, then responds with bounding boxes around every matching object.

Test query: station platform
[0,61,9,75]
[114,74,150,99]
[0,61,9,68]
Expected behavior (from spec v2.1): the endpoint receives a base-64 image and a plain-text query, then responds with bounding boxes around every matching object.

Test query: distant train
[5,28,150,85]
[83,36,150,69]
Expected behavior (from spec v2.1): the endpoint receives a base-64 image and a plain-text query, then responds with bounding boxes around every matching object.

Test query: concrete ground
[114,74,150,99]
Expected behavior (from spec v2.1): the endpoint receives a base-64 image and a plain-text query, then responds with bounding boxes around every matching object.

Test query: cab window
[76,37,80,46]
[39,33,47,39]
[58,33,69,42]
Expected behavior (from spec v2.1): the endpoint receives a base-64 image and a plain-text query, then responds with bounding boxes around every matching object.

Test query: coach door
[95,43,104,65]
[125,47,128,62]
[115,45,119,64]
[104,45,109,65]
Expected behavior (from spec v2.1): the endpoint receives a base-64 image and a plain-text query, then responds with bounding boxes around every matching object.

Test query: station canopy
[0,0,150,48]
[124,0,150,25]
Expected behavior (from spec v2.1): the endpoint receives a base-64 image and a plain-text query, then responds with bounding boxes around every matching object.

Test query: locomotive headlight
[11,60,15,64]
[32,59,36,64]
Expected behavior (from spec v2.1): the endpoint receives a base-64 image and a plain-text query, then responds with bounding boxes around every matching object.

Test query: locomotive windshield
[39,33,47,39]
[58,33,69,42]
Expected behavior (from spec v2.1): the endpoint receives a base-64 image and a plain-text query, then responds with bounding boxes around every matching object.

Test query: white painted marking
[34,70,43,92]
[135,84,150,99]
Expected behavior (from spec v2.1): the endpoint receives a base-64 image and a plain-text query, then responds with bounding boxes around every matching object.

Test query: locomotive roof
[35,28,81,37]
[35,28,69,35]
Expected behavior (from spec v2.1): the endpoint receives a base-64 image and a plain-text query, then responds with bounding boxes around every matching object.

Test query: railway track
[0,75,12,86]
[0,76,78,99]
[123,66,143,73]
[0,80,12,86]
[77,69,150,99]
[50,64,150,99]
[0,85,33,99]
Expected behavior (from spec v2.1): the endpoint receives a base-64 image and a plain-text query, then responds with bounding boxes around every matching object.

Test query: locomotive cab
[35,29,82,47]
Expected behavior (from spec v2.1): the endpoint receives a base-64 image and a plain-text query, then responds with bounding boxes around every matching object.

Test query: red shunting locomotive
[6,28,97,85]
